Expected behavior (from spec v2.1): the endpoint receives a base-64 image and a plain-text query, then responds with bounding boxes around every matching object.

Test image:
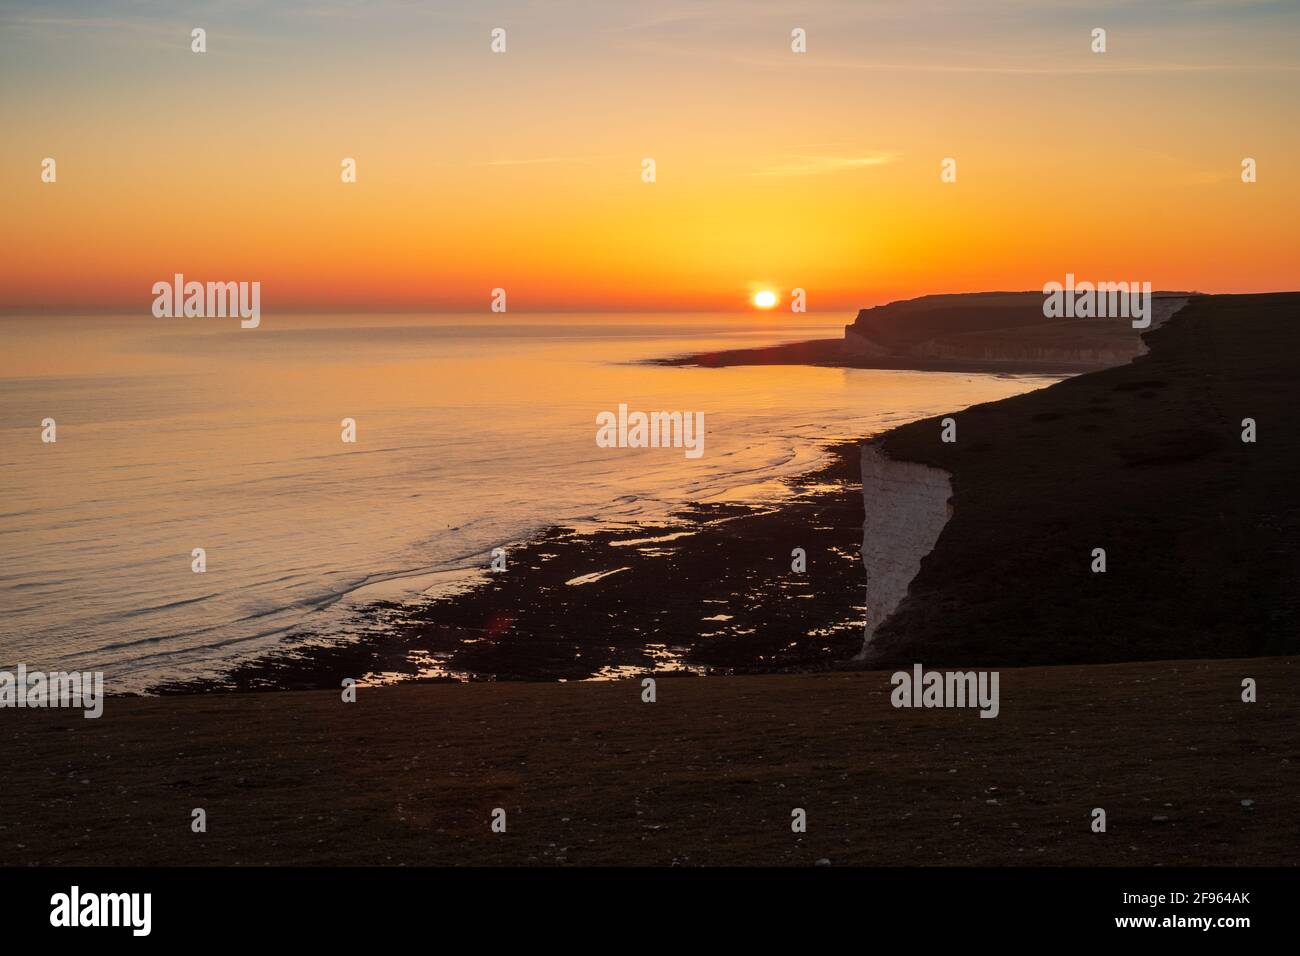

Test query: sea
[0,313,1057,691]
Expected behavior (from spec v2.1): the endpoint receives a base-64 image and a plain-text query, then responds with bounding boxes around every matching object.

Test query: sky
[2,0,1298,313]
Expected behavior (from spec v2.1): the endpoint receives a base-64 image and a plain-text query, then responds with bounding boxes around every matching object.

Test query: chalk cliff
[855,294,1194,660]
[857,444,952,660]
[844,292,1192,370]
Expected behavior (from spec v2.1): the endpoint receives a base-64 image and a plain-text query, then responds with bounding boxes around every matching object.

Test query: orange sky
[2,1,1298,313]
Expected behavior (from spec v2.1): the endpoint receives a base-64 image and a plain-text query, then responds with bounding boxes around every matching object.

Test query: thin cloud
[750,153,898,177]
[487,157,594,167]
[616,33,1300,76]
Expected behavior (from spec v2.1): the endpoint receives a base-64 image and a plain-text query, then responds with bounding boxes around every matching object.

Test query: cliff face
[853,295,1194,661]
[843,292,1191,370]
[906,338,1139,366]
[844,292,1054,357]
[659,291,1193,373]
[857,444,952,660]
[859,293,1300,667]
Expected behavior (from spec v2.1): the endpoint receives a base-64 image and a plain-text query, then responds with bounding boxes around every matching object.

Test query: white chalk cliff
[857,444,952,659]
[853,296,1193,660]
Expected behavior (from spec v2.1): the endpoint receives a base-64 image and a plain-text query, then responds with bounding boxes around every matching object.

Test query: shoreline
[152,441,872,693]
[647,337,1106,376]
[154,290,1300,686]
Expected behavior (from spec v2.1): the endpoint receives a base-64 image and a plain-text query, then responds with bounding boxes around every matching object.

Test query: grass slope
[872,293,1300,667]
[2,658,1293,866]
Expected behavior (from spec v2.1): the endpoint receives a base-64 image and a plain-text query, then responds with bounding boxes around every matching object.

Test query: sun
[753,290,778,309]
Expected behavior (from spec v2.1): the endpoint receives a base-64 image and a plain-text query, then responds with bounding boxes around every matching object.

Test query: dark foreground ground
[2,657,1295,866]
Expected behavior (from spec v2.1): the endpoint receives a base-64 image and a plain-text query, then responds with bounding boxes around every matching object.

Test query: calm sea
[0,313,1056,691]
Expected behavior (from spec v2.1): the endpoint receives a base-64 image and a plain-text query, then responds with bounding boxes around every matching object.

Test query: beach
[156,440,872,690]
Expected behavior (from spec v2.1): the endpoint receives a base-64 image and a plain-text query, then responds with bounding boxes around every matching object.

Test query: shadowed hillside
[867,293,1300,666]
[847,292,1072,352]
[657,290,1193,372]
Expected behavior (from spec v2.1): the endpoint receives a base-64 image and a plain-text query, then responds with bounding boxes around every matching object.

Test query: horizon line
[2,287,1268,318]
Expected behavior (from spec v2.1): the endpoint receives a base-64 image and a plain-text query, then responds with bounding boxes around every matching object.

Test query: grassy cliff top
[873,293,1300,667]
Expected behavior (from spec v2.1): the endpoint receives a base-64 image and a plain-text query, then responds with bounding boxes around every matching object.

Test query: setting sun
[754,290,778,309]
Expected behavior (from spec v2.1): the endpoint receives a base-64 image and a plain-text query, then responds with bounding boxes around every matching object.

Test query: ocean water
[0,314,1057,692]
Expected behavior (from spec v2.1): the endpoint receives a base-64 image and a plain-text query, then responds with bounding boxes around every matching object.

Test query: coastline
[153,441,872,692]
[648,337,1110,375]
[651,292,1194,375]
[144,291,1300,697]
[6,293,1298,869]
[864,292,1300,666]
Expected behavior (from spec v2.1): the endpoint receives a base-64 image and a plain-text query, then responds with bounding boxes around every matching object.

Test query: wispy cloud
[750,152,898,177]
[0,11,267,51]
[487,156,594,167]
